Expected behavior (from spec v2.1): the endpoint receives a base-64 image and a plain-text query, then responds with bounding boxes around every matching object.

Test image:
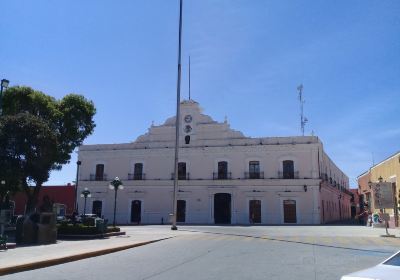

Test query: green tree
[0,86,96,213]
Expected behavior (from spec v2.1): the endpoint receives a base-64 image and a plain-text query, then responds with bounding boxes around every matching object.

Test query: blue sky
[1,1,399,187]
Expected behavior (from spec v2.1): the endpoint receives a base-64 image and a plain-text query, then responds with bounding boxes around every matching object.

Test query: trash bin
[95,218,106,234]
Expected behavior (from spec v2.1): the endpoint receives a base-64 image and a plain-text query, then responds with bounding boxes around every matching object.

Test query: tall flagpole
[171,0,183,231]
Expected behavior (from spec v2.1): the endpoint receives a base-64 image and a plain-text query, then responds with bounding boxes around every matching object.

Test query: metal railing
[244,172,264,179]
[320,173,328,181]
[213,172,232,180]
[128,173,146,180]
[171,172,190,180]
[278,171,299,179]
[89,174,108,181]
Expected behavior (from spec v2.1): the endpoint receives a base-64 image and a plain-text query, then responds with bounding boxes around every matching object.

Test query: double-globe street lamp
[80,187,91,216]
[109,177,124,227]
[0,79,10,116]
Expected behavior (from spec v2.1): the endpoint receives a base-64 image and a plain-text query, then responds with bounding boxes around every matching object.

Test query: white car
[341,251,400,280]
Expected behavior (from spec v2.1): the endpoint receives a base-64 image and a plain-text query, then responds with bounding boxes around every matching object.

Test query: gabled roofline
[357,150,400,179]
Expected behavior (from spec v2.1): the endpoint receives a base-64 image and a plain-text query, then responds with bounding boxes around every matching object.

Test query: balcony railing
[278,171,299,179]
[171,173,190,180]
[89,174,108,181]
[128,173,146,180]
[244,172,264,179]
[320,173,328,181]
[213,172,232,180]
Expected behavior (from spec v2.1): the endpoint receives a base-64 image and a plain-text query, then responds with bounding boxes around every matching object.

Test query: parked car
[75,214,99,226]
[341,250,400,280]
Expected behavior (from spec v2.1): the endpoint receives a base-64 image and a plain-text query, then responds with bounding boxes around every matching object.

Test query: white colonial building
[77,100,351,225]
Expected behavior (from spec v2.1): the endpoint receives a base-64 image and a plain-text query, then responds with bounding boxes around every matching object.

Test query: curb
[0,236,173,276]
[5,243,17,249]
[58,231,126,239]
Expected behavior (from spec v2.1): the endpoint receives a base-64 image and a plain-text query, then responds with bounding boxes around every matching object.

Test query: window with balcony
[95,164,104,181]
[282,160,294,179]
[218,161,228,179]
[248,161,260,179]
[133,163,143,180]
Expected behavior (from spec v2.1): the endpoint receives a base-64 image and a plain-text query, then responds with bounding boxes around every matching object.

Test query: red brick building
[11,184,76,216]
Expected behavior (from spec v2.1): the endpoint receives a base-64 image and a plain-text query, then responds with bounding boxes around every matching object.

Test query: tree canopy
[0,86,96,212]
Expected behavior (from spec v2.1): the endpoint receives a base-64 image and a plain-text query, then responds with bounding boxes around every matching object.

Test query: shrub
[57,224,99,235]
[57,224,121,235]
[106,227,121,233]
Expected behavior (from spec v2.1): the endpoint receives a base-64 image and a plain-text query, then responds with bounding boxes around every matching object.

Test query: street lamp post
[0,79,10,116]
[0,180,6,236]
[74,161,82,212]
[80,187,91,216]
[109,177,124,227]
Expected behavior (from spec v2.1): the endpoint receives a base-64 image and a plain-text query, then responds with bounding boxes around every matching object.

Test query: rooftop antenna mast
[297,84,308,136]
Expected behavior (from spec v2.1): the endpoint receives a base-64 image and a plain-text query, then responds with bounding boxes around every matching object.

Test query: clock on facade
[184,125,192,133]
[184,115,192,123]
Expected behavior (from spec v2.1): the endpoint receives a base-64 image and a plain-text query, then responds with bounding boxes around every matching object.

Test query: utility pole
[171,0,183,231]
[189,56,191,100]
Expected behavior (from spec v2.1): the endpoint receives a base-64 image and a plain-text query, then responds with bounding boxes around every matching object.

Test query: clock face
[184,115,192,123]
[184,125,192,133]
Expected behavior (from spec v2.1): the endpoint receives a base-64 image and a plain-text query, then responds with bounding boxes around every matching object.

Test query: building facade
[77,100,351,225]
[11,184,75,216]
[357,151,400,226]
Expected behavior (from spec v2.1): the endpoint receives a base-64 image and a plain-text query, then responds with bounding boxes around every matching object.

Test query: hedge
[57,224,120,235]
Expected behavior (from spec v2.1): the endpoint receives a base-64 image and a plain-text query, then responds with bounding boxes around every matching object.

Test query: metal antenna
[297,84,308,136]
[189,56,191,100]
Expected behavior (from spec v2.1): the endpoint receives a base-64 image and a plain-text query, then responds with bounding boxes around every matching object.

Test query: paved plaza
[1,225,400,280]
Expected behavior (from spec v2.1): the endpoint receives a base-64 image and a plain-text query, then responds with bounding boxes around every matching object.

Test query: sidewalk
[0,226,187,276]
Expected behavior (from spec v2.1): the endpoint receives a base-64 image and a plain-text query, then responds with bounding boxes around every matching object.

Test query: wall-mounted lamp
[303,185,307,192]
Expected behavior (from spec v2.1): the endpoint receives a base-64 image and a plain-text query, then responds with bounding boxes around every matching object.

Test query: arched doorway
[92,200,102,217]
[131,200,141,224]
[214,193,231,224]
[283,199,297,223]
[249,200,261,223]
[177,200,186,223]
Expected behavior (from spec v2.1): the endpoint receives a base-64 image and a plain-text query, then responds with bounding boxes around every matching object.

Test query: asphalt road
[3,226,400,280]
